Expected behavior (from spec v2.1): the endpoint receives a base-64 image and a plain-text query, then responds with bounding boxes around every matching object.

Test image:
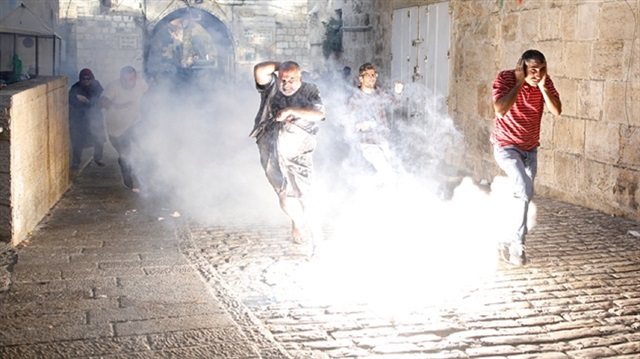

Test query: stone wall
[340,0,394,80]
[447,0,640,220]
[0,77,70,245]
[58,0,145,84]
[338,0,639,220]
[59,0,315,83]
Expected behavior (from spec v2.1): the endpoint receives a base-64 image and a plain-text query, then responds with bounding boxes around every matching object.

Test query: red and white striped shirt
[491,70,560,151]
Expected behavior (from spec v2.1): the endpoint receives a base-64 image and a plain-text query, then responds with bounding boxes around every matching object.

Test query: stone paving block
[70,252,142,263]
[62,267,146,279]
[88,302,226,324]
[492,326,547,337]
[548,327,608,342]
[287,349,331,359]
[516,315,565,327]
[82,245,179,255]
[13,258,95,271]
[12,268,62,282]
[0,322,113,346]
[447,328,499,341]
[143,265,196,276]
[544,319,600,331]
[0,297,120,317]
[560,309,610,321]
[113,314,236,337]
[146,327,250,350]
[569,334,628,349]
[362,353,466,359]
[1,310,87,328]
[0,335,150,358]
[101,238,178,248]
[465,344,519,356]
[4,278,118,306]
[114,275,216,303]
[508,353,570,359]
[603,314,640,326]
[13,248,74,265]
[370,343,424,355]
[274,330,329,342]
[611,341,640,354]
[3,286,91,303]
[566,346,618,357]
[98,258,189,269]
[138,252,189,262]
[101,344,261,359]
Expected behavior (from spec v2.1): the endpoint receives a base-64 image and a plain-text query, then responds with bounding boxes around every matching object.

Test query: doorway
[145,6,234,87]
[391,2,451,117]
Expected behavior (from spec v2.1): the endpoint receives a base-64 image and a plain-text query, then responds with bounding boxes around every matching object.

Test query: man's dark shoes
[498,242,527,266]
[118,158,134,189]
[94,159,106,167]
[122,172,134,189]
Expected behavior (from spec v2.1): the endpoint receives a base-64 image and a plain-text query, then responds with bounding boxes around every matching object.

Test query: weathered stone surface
[1,77,70,246]
[113,315,236,337]
[0,147,282,358]
[552,117,585,155]
[185,195,640,358]
[0,336,150,358]
[584,120,619,164]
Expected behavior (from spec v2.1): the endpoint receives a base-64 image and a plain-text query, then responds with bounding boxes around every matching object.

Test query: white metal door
[391,6,419,86]
[392,2,450,116]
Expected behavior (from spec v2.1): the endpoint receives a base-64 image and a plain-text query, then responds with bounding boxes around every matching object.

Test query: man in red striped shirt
[491,49,562,266]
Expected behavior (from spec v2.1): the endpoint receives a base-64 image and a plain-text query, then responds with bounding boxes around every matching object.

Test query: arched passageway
[145,6,234,87]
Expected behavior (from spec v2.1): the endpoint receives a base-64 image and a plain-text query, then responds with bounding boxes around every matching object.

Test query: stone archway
[145,6,234,86]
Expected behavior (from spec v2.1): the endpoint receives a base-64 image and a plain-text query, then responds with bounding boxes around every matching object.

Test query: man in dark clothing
[68,68,105,170]
[251,61,325,244]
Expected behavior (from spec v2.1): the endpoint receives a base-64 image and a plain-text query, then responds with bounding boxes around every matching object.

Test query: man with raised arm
[251,61,325,244]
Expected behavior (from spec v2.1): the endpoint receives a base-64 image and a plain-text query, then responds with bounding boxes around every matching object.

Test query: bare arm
[275,106,325,123]
[254,61,279,86]
[493,59,525,117]
[99,96,132,110]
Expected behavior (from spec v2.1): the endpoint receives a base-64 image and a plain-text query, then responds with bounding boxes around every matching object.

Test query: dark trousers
[71,139,104,166]
[109,128,135,188]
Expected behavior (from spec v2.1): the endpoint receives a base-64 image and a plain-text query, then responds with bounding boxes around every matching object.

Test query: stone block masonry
[447,0,640,221]
[0,77,70,245]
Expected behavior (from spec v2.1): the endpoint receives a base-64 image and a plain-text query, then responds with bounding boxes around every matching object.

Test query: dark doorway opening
[145,7,233,88]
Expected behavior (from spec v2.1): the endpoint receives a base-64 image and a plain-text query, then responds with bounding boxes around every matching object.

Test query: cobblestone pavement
[0,148,289,358]
[3,146,640,358]
[187,197,640,359]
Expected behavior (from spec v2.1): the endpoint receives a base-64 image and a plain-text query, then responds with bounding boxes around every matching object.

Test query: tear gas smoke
[132,62,536,311]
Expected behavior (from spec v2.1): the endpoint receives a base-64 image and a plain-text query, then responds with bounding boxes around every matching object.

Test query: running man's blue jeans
[493,145,537,245]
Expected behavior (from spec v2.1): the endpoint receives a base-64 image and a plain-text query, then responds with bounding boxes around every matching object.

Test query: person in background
[492,49,562,266]
[341,66,352,86]
[251,61,325,245]
[68,68,105,170]
[346,62,403,186]
[100,66,148,190]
